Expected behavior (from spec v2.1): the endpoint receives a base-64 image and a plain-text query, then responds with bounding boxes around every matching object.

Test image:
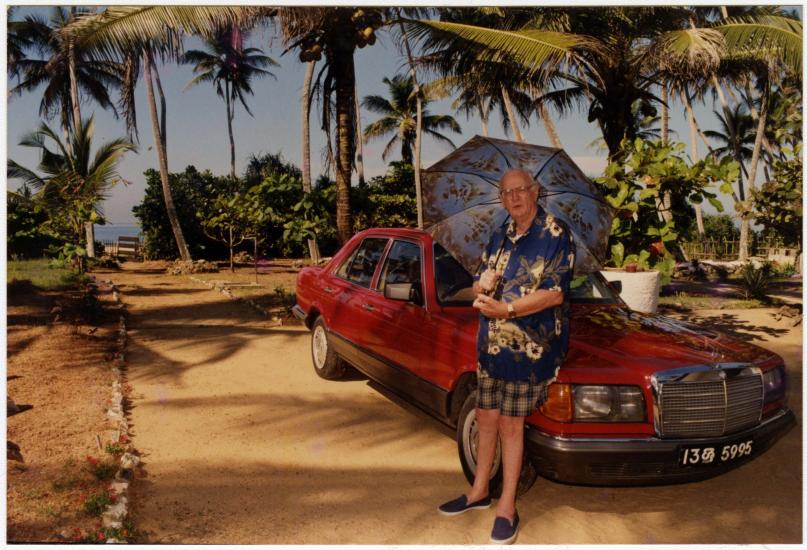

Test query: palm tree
[181,26,278,177]
[9,7,123,137]
[66,7,259,261]
[7,117,136,272]
[409,7,801,162]
[704,104,756,200]
[9,7,129,257]
[277,7,388,243]
[362,74,461,165]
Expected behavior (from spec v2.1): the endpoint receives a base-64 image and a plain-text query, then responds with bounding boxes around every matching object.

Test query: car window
[336,237,388,288]
[434,243,475,306]
[379,240,423,304]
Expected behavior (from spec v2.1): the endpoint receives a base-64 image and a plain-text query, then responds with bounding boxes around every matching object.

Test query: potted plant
[596,138,739,313]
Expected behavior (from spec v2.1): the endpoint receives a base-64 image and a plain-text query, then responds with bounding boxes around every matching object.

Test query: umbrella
[422,135,613,275]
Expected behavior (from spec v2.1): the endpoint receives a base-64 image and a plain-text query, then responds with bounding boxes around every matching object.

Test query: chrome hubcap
[312,325,328,369]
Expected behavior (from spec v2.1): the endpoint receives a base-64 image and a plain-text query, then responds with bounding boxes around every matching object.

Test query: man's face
[499,172,539,219]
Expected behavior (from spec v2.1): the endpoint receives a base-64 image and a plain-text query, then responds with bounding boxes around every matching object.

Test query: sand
[104,263,802,544]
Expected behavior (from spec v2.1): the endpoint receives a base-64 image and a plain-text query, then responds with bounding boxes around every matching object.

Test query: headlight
[763,365,786,403]
[573,385,646,422]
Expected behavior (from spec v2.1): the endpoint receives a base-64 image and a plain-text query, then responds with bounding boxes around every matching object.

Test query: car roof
[355,227,430,240]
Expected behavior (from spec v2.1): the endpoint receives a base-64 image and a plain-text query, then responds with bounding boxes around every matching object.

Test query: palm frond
[7,160,47,191]
[69,6,266,59]
[405,19,590,77]
[653,28,725,77]
[715,15,802,74]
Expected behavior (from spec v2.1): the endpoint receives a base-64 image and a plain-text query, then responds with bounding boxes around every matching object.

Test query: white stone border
[91,278,139,543]
[188,275,283,326]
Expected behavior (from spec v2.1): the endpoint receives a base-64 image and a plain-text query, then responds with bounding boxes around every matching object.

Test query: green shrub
[740,262,773,300]
[83,490,113,516]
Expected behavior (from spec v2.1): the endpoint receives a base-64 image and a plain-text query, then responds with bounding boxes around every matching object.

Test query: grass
[7,259,85,289]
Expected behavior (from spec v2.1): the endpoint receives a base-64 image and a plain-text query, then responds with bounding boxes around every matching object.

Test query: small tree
[597,138,739,284]
[198,179,266,271]
[752,147,802,271]
[7,117,135,272]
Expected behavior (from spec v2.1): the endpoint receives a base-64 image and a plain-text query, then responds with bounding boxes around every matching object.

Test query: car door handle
[323,286,334,294]
[362,303,375,311]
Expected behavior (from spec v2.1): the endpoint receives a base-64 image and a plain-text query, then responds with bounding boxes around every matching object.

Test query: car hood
[567,305,779,376]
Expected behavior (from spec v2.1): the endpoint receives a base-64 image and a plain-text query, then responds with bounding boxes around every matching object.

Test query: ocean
[94,223,142,242]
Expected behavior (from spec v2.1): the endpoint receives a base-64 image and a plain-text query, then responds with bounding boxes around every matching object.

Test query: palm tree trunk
[67,24,97,260]
[479,98,489,137]
[354,82,366,187]
[226,81,236,178]
[398,15,424,229]
[682,90,705,235]
[153,61,168,154]
[67,41,81,129]
[334,49,354,244]
[539,103,563,149]
[143,48,191,261]
[743,81,776,159]
[740,68,771,263]
[500,86,524,142]
[301,60,320,264]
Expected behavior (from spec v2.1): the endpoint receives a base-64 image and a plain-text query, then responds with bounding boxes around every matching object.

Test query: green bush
[739,262,773,300]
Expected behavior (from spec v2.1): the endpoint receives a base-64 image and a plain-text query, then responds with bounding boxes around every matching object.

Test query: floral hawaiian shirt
[475,207,575,383]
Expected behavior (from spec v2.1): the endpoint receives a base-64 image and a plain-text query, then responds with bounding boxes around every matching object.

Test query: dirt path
[106,263,802,544]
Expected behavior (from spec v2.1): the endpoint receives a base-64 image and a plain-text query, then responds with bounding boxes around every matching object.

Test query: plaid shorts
[476,366,549,417]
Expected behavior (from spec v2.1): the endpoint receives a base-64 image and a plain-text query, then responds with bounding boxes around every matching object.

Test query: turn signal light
[540,383,573,422]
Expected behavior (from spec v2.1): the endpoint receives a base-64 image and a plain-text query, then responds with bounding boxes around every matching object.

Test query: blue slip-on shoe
[490,512,519,544]
[437,494,492,516]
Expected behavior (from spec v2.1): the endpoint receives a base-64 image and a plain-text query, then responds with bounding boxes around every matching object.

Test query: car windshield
[568,272,621,305]
[433,243,621,306]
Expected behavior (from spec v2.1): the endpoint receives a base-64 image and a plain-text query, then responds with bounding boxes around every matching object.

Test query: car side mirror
[608,280,622,294]
[385,282,422,305]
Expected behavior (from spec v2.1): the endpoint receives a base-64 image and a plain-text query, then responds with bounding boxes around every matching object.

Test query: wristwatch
[507,302,517,319]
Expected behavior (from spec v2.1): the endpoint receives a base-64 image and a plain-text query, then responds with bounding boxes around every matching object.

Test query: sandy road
[106,263,802,544]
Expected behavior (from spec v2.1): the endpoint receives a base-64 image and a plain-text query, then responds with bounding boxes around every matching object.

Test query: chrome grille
[655,365,763,438]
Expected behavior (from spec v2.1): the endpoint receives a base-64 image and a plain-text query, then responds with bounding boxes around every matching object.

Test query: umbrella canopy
[422,135,613,275]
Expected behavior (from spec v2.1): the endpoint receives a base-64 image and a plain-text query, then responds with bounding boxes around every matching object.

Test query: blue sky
[7,6,747,225]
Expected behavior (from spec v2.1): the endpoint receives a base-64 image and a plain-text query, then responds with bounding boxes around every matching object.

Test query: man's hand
[473,293,507,318]
[477,269,501,293]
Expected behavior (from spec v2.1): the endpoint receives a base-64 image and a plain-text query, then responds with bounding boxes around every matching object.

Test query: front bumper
[524,407,796,486]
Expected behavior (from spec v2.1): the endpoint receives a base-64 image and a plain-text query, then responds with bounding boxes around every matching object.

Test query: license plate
[678,439,754,466]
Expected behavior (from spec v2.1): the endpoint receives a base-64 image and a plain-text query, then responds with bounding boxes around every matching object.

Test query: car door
[368,239,440,383]
[328,236,389,348]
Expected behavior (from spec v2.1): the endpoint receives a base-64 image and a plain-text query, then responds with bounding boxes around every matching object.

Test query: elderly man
[438,168,574,544]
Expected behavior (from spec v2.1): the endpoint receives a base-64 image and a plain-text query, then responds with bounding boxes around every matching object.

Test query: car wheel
[456,391,539,497]
[311,317,346,380]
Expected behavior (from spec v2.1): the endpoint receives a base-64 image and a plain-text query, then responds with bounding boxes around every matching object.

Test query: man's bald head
[500,168,538,190]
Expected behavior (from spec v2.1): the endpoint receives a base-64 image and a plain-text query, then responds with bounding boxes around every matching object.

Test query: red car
[293,228,796,490]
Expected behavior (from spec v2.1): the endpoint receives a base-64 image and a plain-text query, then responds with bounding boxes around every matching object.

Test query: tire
[310,317,346,380]
[456,391,539,498]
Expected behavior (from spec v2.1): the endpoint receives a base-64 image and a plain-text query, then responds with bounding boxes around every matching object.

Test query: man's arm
[473,288,563,319]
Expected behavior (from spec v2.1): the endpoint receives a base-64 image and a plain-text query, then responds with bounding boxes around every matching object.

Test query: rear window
[335,237,388,288]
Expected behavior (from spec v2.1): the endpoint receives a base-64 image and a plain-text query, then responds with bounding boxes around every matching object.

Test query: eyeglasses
[498,185,535,200]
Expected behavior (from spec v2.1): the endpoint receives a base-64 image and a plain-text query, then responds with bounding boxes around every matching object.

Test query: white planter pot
[600,270,661,314]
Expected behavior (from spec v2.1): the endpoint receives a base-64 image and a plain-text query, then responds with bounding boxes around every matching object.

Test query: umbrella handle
[482,215,510,299]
